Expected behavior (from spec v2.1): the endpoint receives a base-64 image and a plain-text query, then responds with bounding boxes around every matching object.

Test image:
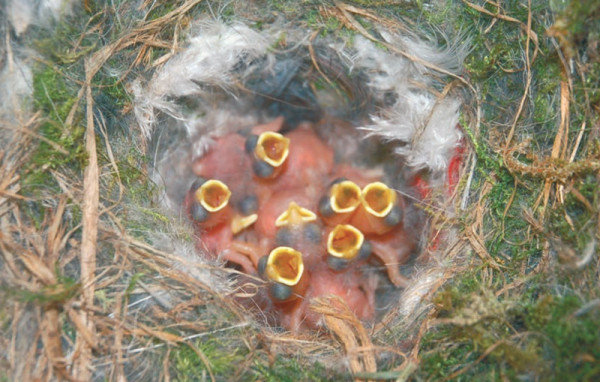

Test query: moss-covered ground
[1,0,598,380]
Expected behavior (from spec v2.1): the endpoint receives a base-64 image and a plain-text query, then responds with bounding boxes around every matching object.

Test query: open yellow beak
[254,131,290,168]
[265,246,305,286]
[330,180,361,214]
[327,224,365,260]
[194,179,231,212]
[361,181,397,218]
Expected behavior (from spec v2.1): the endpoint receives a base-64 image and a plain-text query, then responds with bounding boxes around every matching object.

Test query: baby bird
[251,122,334,198]
[186,116,419,331]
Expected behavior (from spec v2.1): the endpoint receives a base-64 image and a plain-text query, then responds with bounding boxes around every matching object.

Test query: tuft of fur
[350,34,465,172]
[6,0,75,36]
[0,53,32,128]
[134,22,275,139]
[1,0,76,141]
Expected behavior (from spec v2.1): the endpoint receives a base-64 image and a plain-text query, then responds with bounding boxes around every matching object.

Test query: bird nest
[2,1,599,381]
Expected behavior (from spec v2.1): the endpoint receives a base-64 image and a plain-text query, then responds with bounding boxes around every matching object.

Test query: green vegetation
[4,0,598,381]
[27,63,86,193]
[171,339,342,382]
[171,337,250,380]
[421,281,600,380]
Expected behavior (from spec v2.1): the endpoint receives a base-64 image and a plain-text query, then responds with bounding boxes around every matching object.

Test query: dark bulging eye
[327,255,351,271]
[270,282,293,301]
[318,196,334,217]
[258,255,268,277]
[245,134,259,153]
[357,240,372,261]
[189,177,207,192]
[384,205,403,227]
[303,223,321,243]
[190,202,208,222]
[330,177,347,186]
[238,194,259,215]
[252,160,274,178]
[275,227,293,246]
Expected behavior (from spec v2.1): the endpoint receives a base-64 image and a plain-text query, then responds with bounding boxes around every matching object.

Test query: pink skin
[290,230,325,268]
[192,134,251,180]
[195,222,232,255]
[367,226,415,287]
[191,211,261,275]
[220,248,257,275]
[191,133,256,210]
[330,164,382,188]
[307,265,376,322]
[254,190,318,239]
[350,205,391,236]
[350,191,406,236]
[255,123,334,195]
[250,116,285,135]
[283,124,334,186]
[229,238,271,269]
[277,264,377,331]
[184,117,421,332]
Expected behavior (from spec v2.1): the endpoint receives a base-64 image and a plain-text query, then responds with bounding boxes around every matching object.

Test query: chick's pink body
[254,190,317,239]
[185,118,419,332]
[259,124,334,194]
[276,265,376,331]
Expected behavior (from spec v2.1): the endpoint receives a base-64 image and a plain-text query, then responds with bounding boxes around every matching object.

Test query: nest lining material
[4,1,599,380]
[133,20,466,332]
[0,3,469,377]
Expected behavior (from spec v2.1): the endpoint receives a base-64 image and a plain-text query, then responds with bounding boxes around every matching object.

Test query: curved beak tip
[275,202,317,227]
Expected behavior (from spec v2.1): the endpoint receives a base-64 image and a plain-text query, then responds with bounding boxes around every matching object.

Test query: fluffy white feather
[137,23,465,174]
[7,0,74,36]
[350,35,463,172]
[135,22,274,138]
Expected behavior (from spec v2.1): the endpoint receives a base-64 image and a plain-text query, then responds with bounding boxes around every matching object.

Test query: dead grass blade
[311,296,377,378]
[41,307,74,381]
[501,0,536,151]
[71,57,101,381]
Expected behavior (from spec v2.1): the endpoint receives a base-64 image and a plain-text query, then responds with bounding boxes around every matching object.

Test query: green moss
[6,276,80,305]
[28,63,87,174]
[524,295,600,380]
[546,173,597,251]
[251,356,343,382]
[21,61,86,228]
[170,335,346,381]
[142,2,178,22]
[421,269,600,380]
[303,6,350,37]
[170,337,250,381]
